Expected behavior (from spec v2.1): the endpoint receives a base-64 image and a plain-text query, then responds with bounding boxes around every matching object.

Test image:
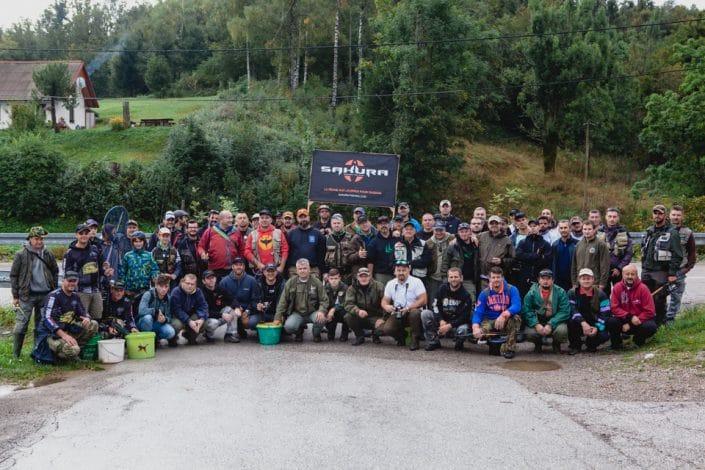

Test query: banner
[308,150,400,207]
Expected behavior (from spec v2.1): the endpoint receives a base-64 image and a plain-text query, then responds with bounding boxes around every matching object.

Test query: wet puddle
[500,360,562,372]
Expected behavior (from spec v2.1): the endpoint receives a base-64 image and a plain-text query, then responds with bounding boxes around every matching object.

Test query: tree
[32,62,74,133]
[145,55,173,97]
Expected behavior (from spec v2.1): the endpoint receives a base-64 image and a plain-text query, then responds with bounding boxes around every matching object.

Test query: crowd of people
[8,200,695,363]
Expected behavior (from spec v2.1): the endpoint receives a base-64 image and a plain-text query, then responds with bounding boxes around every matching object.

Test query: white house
[0,60,99,130]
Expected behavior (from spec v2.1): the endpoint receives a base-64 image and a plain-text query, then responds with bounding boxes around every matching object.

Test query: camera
[394,305,403,320]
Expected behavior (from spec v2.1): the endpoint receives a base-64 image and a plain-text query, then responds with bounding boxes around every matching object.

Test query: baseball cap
[202,270,216,279]
[433,221,446,231]
[398,202,410,209]
[403,221,416,229]
[27,226,48,239]
[528,219,539,226]
[570,216,583,224]
[158,227,171,235]
[110,280,126,289]
[652,204,666,214]
[318,205,331,212]
[539,269,553,278]
[233,256,246,265]
[75,223,90,233]
[578,268,595,278]
[173,209,188,218]
[377,215,390,223]
[357,267,371,276]
[283,211,294,218]
[264,263,278,271]
[354,207,366,215]
[439,199,451,208]
[509,209,519,217]
[514,211,526,219]
[86,218,99,228]
[358,215,369,224]
[164,211,175,220]
[296,208,309,217]
[259,209,272,217]
[393,215,403,222]
[332,213,344,222]
[64,270,79,280]
[458,222,470,230]
[394,259,410,267]
[488,215,502,224]
[127,219,138,227]
[251,213,260,220]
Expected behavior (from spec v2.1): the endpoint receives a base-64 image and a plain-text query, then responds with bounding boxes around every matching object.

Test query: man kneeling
[421,268,473,351]
[608,264,657,349]
[170,274,208,345]
[567,268,612,355]
[344,268,385,346]
[138,274,180,347]
[472,267,522,359]
[32,271,99,363]
[521,269,570,353]
[274,259,329,342]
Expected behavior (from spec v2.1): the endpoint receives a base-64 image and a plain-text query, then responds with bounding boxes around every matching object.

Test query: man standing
[10,227,59,357]
[323,268,349,341]
[177,220,201,277]
[442,222,479,299]
[510,212,529,248]
[394,222,432,285]
[203,270,239,343]
[667,205,696,322]
[567,268,612,354]
[588,209,604,232]
[437,199,460,234]
[138,274,179,347]
[281,211,296,234]
[522,269,570,353]
[421,268,473,351]
[380,260,427,351]
[244,209,289,275]
[425,221,455,302]
[418,213,436,241]
[478,215,515,285]
[347,216,377,278]
[571,221,610,291]
[235,213,252,241]
[170,274,209,345]
[608,265,657,349]
[345,207,367,235]
[149,211,176,250]
[64,223,110,320]
[570,216,584,241]
[197,210,244,281]
[367,216,397,285]
[515,219,553,297]
[324,214,354,280]
[274,259,329,342]
[285,209,327,279]
[172,209,189,247]
[397,202,421,231]
[198,210,220,238]
[31,271,99,363]
[120,231,159,310]
[313,205,332,234]
[152,227,182,286]
[598,208,633,296]
[344,268,386,346]
[641,204,683,326]
[538,215,560,245]
[219,258,261,338]
[472,267,522,359]
[552,220,577,292]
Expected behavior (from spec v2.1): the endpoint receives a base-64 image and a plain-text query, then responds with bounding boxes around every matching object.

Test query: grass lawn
[641,306,705,366]
[97,96,215,124]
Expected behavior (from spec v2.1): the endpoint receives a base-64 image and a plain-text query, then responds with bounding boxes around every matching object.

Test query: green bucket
[256,323,282,345]
[125,332,156,359]
[80,334,102,361]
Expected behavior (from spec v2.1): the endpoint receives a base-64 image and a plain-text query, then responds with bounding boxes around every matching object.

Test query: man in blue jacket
[366,216,398,285]
[285,209,327,279]
[552,220,577,291]
[472,267,522,359]
[170,274,208,345]
[219,257,261,339]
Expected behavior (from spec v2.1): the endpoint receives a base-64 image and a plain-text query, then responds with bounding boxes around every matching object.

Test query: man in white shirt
[381,260,427,351]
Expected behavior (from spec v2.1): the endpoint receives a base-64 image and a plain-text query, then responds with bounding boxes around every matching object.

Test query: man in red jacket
[607,264,657,348]
[244,209,289,275]
[197,210,244,281]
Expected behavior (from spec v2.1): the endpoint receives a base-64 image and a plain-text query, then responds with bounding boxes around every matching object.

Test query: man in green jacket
[274,258,329,342]
[522,269,570,353]
[571,221,611,290]
[344,268,386,346]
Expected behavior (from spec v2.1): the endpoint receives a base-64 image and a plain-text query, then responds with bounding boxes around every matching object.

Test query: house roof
[0,60,99,108]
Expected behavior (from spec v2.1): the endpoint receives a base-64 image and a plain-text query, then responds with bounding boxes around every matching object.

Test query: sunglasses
[66,278,78,283]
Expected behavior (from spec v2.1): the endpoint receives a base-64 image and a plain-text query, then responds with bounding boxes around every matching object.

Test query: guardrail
[0,231,703,288]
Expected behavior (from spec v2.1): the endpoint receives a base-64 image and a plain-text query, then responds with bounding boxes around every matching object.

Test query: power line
[2,64,698,103]
[0,17,701,55]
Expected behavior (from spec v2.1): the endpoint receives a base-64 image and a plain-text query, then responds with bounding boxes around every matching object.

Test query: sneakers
[424,342,441,352]
[568,347,580,356]
[167,337,178,348]
[205,336,216,344]
[552,341,562,354]
[313,334,322,343]
[294,329,304,342]
[502,350,516,359]
[352,336,365,346]
[533,342,542,353]
[224,334,240,343]
[409,338,420,351]
[372,333,382,344]
[339,329,349,342]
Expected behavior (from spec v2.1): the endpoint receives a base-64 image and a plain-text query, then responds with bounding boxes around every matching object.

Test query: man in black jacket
[177,220,201,278]
[515,219,553,297]
[64,223,111,320]
[367,216,397,285]
[441,222,479,300]
[256,264,285,323]
[421,268,473,351]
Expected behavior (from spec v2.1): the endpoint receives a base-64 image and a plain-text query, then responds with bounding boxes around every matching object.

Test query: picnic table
[140,118,175,127]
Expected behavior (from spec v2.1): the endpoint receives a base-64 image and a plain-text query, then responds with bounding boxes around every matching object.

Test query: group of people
[8,200,694,363]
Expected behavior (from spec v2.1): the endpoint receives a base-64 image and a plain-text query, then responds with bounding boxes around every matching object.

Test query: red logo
[344,159,365,183]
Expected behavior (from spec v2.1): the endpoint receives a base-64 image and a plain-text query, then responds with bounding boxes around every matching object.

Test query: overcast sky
[1,0,703,29]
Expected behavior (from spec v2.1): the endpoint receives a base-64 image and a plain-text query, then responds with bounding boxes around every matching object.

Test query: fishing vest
[395,238,428,278]
[644,227,675,263]
[598,228,629,258]
[249,228,283,264]
[152,245,178,274]
[325,232,352,271]
[677,226,693,268]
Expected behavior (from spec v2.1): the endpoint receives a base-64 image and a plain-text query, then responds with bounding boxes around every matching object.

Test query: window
[69,104,74,124]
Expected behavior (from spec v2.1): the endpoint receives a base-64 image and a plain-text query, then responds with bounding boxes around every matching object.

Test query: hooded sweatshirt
[473,280,521,324]
[610,278,655,323]
[63,240,102,293]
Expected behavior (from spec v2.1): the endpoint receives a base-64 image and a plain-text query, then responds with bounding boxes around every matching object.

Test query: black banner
[308,150,400,207]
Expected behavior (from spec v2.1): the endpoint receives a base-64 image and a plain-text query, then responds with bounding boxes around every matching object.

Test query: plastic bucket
[256,323,282,345]
[98,339,125,364]
[125,332,156,359]
[80,334,102,361]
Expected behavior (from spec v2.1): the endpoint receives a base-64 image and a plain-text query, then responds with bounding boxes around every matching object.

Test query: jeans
[15,293,47,337]
[666,273,686,321]
[78,291,104,319]
[205,317,237,338]
[284,312,325,335]
[420,309,470,345]
[606,317,658,347]
[137,315,177,340]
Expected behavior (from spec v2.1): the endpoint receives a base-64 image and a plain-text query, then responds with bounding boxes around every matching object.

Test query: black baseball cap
[264,263,278,271]
[75,223,90,233]
[203,270,216,279]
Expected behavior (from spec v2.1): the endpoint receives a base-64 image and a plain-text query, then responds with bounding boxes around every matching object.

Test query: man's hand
[581,321,592,337]
[169,273,177,280]
[256,303,265,312]
[667,275,677,284]
[200,252,209,261]
[374,318,385,329]
[588,326,597,336]
[81,317,91,328]
[12,298,19,308]
[326,311,335,322]
[276,266,285,274]
[494,311,509,330]
[222,312,233,323]
[439,322,452,336]
[130,328,139,333]
[383,304,395,314]
[611,268,620,278]
[108,326,117,335]
[631,316,641,326]
[472,325,483,339]
[358,247,367,259]
[233,308,243,318]
[315,311,326,323]
[535,324,545,336]
[189,320,199,332]
[272,320,282,326]
[544,324,552,336]
[157,311,166,323]
[358,309,368,319]
[60,331,78,348]
[256,261,265,272]
[622,323,630,333]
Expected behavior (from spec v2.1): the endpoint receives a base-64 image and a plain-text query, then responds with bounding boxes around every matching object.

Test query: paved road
[2,339,704,469]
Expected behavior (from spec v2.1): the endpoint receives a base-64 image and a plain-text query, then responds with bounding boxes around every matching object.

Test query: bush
[58,161,122,219]
[109,117,125,131]
[0,134,66,221]
[10,103,45,132]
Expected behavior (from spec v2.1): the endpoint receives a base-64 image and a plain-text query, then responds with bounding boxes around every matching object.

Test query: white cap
[578,268,594,278]
[439,199,451,208]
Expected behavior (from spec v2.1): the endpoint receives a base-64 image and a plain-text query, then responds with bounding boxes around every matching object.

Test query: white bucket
[98,339,126,364]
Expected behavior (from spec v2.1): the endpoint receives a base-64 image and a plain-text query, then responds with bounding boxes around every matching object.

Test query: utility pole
[583,122,590,210]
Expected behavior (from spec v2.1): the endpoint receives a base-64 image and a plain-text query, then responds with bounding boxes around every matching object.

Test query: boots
[339,324,349,342]
[13,333,25,358]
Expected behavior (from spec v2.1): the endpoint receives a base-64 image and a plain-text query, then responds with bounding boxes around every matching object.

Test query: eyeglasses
[65,279,78,283]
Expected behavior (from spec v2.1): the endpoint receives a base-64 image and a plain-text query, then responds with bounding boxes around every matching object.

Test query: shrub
[109,117,125,131]
[10,103,45,132]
